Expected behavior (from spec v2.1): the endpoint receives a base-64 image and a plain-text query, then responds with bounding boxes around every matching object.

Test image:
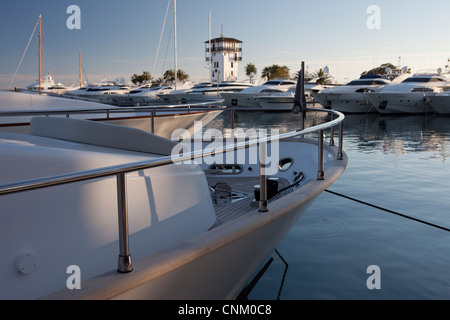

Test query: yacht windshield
[402,77,445,83]
[347,80,386,86]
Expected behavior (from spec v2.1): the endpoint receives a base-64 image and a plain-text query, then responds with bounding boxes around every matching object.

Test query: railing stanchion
[117,173,133,273]
[259,142,269,212]
[329,113,335,146]
[338,121,344,160]
[151,108,156,134]
[317,130,325,180]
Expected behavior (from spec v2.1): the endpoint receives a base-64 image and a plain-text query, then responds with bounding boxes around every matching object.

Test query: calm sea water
[204,108,450,300]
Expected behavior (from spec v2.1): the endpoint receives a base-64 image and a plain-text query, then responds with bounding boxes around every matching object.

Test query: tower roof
[205,37,242,44]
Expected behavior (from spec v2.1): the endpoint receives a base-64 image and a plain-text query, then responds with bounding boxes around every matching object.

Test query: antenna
[38,14,42,92]
[173,0,178,90]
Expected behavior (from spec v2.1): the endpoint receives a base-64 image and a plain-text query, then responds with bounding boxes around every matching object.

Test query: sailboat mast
[173,0,177,90]
[79,52,82,88]
[38,14,42,92]
[209,10,211,80]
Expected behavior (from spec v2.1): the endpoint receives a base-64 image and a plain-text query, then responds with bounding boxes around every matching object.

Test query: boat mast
[209,9,212,80]
[79,52,82,88]
[38,14,42,93]
[173,0,178,90]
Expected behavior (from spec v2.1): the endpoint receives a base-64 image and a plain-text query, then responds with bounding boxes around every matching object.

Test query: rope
[325,189,450,233]
[9,17,40,89]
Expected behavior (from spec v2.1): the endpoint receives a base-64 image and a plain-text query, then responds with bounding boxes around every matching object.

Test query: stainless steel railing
[0,106,345,273]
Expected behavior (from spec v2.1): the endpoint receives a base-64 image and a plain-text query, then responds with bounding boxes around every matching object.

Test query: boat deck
[206,176,293,227]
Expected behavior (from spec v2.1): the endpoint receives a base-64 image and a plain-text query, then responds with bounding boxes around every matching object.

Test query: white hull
[430,94,450,115]
[109,197,316,300]
[221,92,263,108]
[256,96,295,111]
[317,93,378,113]
[0,116,347,300]
[0,90,222,139]
[367,92,435,114]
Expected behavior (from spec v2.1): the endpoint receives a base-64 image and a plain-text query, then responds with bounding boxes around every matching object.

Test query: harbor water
[204,107,450,300]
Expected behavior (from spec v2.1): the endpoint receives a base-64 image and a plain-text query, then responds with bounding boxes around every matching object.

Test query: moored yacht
[26,72,67,93]
[221,79,297,107]
[160,81,254,103]
[312,74,396,113]
[255,83,327,111]
[367,69,450,114]
[0,90,223,139]
[157,82,213,103]
[186,81,254,101]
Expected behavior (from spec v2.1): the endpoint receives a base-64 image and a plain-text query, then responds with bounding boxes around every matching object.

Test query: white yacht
[99,84,184,107]
[64,78,132,101]
[367,69,450,114]
[221,79,297,108]
[312,74,397,113]
[159,82,254,103]
[0,90,222,139]
[0,107,346,300]
[157,82,213,103]
[26,72,67,93]
[128,84,175,99]
[255,83,326,111]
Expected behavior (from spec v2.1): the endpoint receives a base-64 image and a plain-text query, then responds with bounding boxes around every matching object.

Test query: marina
[2,0,450,302]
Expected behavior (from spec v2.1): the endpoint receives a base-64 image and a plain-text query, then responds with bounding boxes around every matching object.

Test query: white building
[205,36,242,83]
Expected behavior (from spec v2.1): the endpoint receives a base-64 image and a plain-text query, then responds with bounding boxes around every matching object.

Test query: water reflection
[206,110,450,161]
[343,114,450,159]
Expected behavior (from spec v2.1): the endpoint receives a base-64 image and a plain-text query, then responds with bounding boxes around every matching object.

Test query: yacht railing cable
[325,189,450,233]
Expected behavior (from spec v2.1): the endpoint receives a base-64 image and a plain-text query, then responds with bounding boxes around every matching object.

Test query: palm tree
[313,68,332,85]
[261,64,290,81]
[245,63,257,83]
[293,69,314,82]
[131,71,152,85]
[163,69,189,84]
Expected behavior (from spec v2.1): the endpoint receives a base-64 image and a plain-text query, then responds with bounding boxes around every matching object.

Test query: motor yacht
[0,90,222,139]
[26,72,67,93]
[367,69,450,114]
[312,74,398,113]
[255,83,326,111]
[157,82,213,103]
[0,105,346,300]
[160,82,254,103]
[221,79,297,108]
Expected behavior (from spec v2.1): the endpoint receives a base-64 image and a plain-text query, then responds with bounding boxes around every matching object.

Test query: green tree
[261,64,290,81]
[293,69,314,82]
[245,63,257,82]
[361,63,411,80]
[131,71,152,85]
[313,68,333,85]
[361,63,396,77]
[163,69,190,84]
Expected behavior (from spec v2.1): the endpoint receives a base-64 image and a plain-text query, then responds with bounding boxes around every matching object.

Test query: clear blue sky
[1,0,450,88]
